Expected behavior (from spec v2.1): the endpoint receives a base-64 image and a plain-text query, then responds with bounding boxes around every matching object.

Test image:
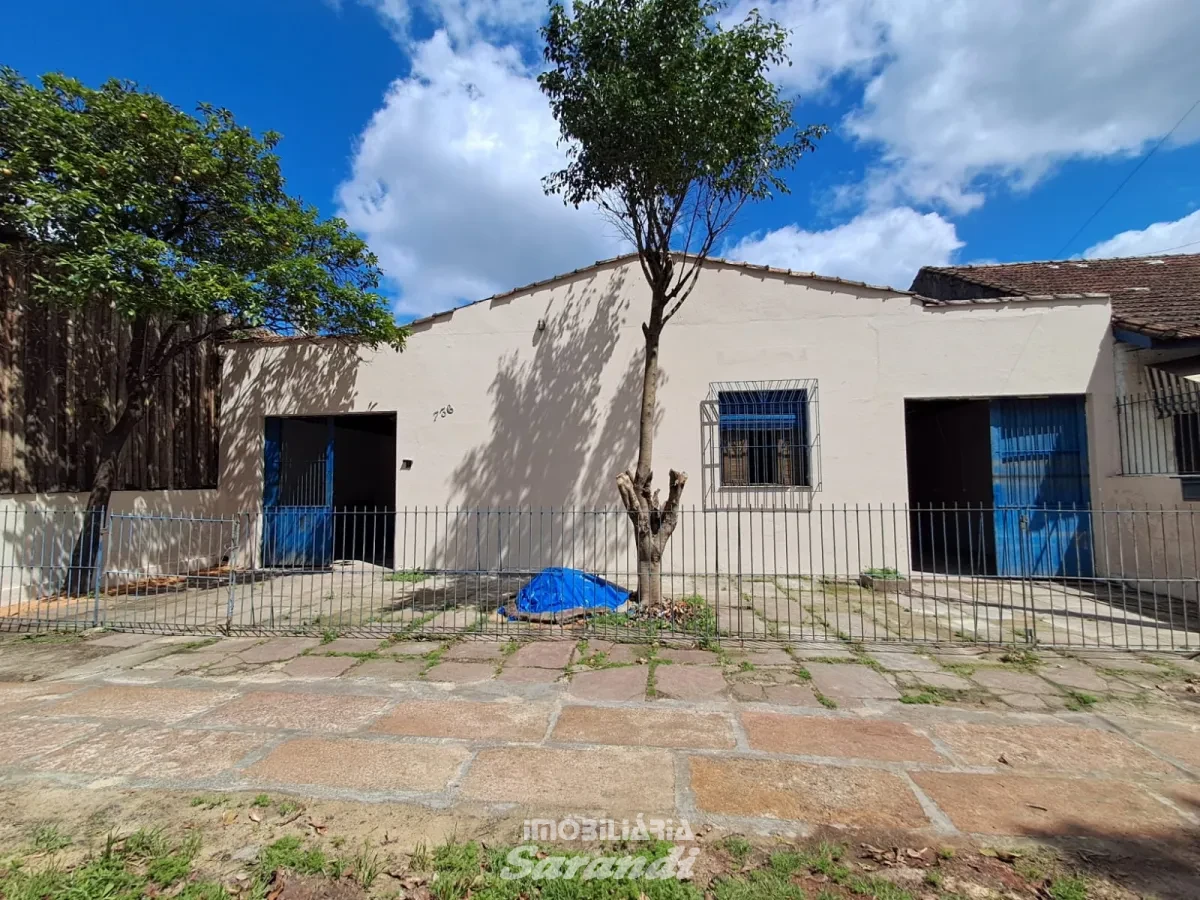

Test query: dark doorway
[262,413,396,568]
[332,414,396,567]
[905,399,996,574]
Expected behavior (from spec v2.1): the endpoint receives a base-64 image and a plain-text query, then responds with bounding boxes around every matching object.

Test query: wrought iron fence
[0,504,1197,650]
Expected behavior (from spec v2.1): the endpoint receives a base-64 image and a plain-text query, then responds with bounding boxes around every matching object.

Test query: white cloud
[723,0,886,95]
[361,0,545,44]
[1083,209,1200,259]
[741,0,1200,213]
[337,32,621,316]
[728,207,962,290]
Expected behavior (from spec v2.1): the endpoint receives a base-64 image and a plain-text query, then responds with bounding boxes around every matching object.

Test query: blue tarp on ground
[500,567,630,620]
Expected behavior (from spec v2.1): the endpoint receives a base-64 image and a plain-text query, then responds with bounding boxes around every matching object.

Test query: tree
[539,0,825,605]
[0,70,408,593]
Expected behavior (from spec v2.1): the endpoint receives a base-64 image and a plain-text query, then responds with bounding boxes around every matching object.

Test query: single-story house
[214,251,1200,597]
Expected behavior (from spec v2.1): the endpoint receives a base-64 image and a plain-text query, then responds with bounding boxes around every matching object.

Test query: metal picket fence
[0,504,1197,650]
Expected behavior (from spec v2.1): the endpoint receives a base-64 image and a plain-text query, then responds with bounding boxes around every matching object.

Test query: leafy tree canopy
[540,0,825,282]
[0,69,405,348]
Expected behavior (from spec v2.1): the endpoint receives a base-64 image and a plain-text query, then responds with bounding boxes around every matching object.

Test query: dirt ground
[0,784,1191,900]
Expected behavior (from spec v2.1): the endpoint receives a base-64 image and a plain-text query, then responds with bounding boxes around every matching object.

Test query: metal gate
[262,416,335,567]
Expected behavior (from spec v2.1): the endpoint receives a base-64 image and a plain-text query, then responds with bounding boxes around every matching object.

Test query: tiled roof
[913,253,1200,340]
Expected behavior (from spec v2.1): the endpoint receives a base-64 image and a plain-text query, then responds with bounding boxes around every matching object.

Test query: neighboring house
[912,253,1200,495]
[219,251,1198,595]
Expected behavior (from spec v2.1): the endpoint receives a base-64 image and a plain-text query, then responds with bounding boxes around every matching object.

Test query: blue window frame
[718,389,811,487]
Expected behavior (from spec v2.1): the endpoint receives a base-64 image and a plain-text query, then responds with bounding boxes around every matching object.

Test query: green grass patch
[420,644,448,675]
[737,660,755,672]
[941,662,977,678]
[814,690,838,709]
[846,874,915,899]
[861,567,903,578]
[256,836,332,878]
[1064,691,1100,711]
[250,794,271,808]
[383,569,428,584]
[320,628,339,645]
[29,825,72,853]
[794,666,812,681]
[2,829,221,900]
[720,835,752,865]
[321,650,381,660]
[1048,876,1089,900]
[712,870,805,900]
[899,690,942,705]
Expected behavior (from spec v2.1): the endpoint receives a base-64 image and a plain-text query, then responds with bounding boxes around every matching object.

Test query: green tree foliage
[0,69,407,590]
[539,0,825,604]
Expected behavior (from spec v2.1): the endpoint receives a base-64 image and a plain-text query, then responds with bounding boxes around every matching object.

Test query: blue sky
[4,0,1200,317]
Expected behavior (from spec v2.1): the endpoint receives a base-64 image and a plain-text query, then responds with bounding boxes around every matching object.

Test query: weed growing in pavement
[814,690,838,709]
[1064,691,1100,711]
[899,690,942,705]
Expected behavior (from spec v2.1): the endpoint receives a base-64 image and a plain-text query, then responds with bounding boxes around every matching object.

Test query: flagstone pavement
[0,630,1197,850]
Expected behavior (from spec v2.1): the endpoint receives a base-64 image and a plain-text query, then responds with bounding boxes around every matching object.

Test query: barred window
[701,380,820,509]
[718,389,811,487]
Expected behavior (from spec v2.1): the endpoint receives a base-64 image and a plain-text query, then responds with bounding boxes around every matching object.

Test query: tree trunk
[63,315,160,597]
[616,299,688,607]
[62,400,150,596]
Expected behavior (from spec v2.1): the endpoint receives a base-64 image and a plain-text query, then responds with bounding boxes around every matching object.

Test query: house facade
[217,252,1193,592]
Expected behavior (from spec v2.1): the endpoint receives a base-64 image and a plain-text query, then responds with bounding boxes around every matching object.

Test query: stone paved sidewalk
[0,631,1197,849]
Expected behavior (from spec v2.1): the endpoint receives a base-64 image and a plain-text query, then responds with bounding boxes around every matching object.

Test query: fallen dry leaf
[221,811,238,826]
[249,811,262,823]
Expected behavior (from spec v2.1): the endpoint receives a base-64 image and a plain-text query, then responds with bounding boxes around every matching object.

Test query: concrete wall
[221,258,1132,579]
[0,489,229,609]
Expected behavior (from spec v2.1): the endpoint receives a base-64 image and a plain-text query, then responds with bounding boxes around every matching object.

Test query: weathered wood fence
[0,255,220,494]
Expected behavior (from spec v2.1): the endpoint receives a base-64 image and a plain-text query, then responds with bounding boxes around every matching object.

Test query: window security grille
[700,380,820,510]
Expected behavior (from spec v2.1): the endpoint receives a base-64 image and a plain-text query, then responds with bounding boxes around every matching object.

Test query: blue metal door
[262,416,335,567]
[990,397,1092,577]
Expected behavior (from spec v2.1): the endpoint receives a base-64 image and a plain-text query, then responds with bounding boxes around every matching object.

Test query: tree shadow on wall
[412,265,665,593]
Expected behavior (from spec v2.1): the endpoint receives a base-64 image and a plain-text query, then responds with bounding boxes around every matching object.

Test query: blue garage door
[262,416,335,567]
[990,397,1093,577]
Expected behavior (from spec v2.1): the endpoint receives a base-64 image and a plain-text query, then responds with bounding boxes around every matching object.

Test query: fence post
[91,511,109,629]
[225,516,240,633]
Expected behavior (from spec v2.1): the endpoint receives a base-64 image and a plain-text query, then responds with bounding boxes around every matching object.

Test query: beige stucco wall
[0,489,229,608]
[219,258,1142,580]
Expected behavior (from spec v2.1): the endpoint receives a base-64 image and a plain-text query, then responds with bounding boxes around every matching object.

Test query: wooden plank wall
[0,257,220,494]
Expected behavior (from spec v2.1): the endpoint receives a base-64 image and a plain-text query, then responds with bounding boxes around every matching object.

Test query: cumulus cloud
[337,32,621,316]
[1084,209,1200,259]
[740,0,1200,212]
[727,207,963,290]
